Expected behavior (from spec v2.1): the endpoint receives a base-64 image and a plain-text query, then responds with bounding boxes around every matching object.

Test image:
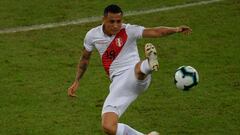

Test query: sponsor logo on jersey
[96,40,109,44]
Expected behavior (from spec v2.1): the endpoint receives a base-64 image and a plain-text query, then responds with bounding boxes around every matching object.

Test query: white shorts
[102,66,151,117]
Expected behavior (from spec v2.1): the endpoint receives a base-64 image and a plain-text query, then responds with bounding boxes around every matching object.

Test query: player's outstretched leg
[135,43,159,80]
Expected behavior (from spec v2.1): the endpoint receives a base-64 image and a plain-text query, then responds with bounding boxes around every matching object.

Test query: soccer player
[68,4,191,135]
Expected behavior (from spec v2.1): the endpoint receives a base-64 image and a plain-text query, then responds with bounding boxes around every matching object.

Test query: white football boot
[148,131,160,135]
[145,43,159,71]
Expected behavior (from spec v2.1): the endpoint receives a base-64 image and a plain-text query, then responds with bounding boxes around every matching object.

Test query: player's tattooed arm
[142,25,192,38]
[68,48,91,97]
[75,48,92,82]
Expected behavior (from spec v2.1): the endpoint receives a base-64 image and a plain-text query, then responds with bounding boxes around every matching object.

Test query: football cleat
[148,131,160,135]
[145,43,159,71]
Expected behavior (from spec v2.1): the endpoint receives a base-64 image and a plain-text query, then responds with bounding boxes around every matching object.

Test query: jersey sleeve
[83,31,94,52]
[126,24,145,39]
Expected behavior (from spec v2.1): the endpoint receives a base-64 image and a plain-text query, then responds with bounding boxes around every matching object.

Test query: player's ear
[102,16,106,23]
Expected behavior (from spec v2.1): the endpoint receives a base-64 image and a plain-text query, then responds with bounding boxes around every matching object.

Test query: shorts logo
[116,37,123,47]
[96,40,108,44]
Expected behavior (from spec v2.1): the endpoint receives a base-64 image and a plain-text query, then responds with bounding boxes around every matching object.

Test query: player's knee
[135,61,147,80]
[102,121,117,135]
[102,112,118,135]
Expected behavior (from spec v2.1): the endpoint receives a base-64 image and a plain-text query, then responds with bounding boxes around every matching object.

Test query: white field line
[0,0,222,34]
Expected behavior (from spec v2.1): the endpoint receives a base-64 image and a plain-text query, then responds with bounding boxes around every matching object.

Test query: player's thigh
[127,66,152,93]
[102,69,138,116]
[102,68,151,116]
[102,73,135,117]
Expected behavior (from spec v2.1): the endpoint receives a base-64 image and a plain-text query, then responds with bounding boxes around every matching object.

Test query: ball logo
[115,37,123,47]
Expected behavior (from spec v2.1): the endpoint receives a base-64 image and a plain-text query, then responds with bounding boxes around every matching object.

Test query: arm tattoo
[75,50,91,81]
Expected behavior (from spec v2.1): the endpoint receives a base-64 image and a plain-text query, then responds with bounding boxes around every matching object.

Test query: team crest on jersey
[115,37,123,47]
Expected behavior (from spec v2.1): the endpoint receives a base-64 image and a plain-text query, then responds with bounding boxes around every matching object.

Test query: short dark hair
[104,4,123,16]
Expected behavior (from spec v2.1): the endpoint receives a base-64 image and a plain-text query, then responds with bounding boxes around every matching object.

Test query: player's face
[103,12,122,36]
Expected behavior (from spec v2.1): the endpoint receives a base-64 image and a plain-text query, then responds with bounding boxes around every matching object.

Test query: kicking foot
[148,131,160,135]
[145,43,159,71]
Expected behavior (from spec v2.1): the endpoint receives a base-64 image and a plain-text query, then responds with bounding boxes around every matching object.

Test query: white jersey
[84,23,145,80]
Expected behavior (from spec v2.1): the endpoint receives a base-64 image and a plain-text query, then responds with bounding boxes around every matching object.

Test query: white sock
[140,59,152,75]
[116,123,144,135]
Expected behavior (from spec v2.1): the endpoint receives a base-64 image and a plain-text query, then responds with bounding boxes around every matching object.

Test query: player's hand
[177,26,192,35]
[67,81,79,97]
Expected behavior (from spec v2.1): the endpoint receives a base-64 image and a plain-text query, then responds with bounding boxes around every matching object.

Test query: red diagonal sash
[102,28,128,76]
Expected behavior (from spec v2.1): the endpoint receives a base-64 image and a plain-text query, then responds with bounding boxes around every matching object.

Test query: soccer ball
[174,66,199,90]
